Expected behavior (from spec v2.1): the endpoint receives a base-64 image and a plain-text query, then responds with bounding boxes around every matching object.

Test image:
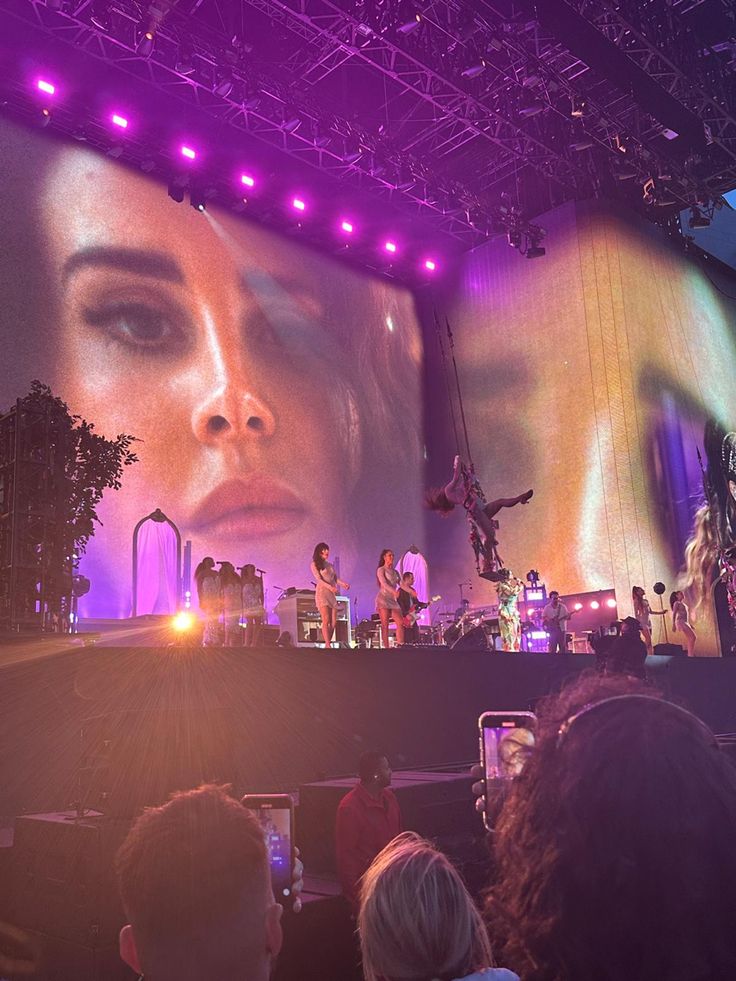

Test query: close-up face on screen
[0,118,425,618]
[483,722,536,782]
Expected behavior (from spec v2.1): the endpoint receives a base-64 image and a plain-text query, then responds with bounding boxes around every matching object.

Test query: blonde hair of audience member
[359,832,503,981]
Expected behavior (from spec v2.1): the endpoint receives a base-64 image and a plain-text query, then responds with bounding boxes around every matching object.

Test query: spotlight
[461,58,487,79]
[518,101,544,118]
[384,240,397,254]
[688,206,710,228]
[574,602,583,610]
[172,611,195,632]
[507,228,522,249]
[590,600,600,609]
[340,219,354,234]
[240,173,255,188]
[37,79,56,96]
[397,12,422,34]
[89,2,111,30]
[180,144,197,161]
[343,137,363,164]
[167,181,185,203]
[190,187,206,212]
[571,96,586,118]
[292,197,306,211]
[606,598,617,608]
[242,86,262,110]
[312,123,332,148]
[111,113,128,129]
[282,109,302,133]
[137,28,155,57]
[395,165,415,191]
[39,107,52,128]
[176,44,196,76]
[214,72,234,98]
[423,258,437,271]
[525,243,546,259]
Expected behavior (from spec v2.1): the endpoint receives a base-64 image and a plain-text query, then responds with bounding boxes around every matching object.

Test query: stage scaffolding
[0,396,73,633]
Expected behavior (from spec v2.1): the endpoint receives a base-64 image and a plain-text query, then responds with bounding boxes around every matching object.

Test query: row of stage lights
[33,77,440,275]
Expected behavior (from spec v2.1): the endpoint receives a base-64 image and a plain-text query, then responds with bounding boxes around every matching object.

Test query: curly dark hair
[485,671,736,981]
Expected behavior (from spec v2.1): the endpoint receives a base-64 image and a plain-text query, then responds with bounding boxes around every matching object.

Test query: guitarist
[542,591,573,654]
[397,572,423,644]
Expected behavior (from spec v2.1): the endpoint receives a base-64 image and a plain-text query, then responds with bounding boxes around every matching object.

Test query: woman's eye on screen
[82,301,186,351]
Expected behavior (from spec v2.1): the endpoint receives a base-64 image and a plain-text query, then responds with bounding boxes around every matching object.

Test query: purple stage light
[37,79,56,96]
[241,174,255,188]
[111,113,129,129]
[340,219,354,234]
[180,145,197,161]
[292,197,306,211]
[384,240,397,254]
[423,258,437,271]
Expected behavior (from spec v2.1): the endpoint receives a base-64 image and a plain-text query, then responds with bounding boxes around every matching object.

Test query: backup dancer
[375,549,405,648]
[311,542,350,648]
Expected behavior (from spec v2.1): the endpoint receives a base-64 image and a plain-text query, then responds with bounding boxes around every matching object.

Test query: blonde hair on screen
[358,832,493,981]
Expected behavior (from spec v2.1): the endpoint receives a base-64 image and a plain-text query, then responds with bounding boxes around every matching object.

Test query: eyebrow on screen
[62,247,185,284]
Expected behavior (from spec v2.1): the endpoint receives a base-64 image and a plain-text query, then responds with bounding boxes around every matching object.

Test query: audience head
[620,615,641,635]
[115,784,282,981]
[486,672,736,981]
[359,832,493,981]
[359,751,392,789]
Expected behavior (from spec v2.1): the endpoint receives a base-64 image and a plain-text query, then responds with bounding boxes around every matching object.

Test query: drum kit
[439,607,500,649]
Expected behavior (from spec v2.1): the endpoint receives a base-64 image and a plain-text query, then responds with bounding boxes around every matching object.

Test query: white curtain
[135,519,179,615]
[399,549,430,626]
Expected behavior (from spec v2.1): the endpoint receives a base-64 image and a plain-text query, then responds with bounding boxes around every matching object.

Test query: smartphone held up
[478,711,537,831]
[242,794,295,905]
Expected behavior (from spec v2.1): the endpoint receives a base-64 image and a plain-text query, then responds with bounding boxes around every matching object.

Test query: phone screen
[479,712,536,829]
[243,798,293,901]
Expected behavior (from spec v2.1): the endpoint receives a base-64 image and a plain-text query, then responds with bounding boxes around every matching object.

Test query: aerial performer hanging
[426,313,533,582]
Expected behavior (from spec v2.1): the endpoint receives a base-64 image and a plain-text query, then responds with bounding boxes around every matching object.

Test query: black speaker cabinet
[11,812,130,948]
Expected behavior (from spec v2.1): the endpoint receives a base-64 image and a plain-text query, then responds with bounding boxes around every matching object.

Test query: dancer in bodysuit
[427,456,532,580]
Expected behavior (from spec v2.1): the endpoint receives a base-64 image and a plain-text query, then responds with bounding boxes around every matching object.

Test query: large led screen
[0,119,425,620]
[424,200,736,656]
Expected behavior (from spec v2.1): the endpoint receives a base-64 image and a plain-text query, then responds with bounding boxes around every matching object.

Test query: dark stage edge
[1,646,735,817]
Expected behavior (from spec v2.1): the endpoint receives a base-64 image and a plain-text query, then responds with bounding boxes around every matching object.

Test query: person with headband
[478,672,736,981]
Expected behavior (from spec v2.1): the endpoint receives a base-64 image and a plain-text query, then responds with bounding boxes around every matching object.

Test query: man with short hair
[115,784,283,981]
[335,752,401,912]
[542,591,571,654]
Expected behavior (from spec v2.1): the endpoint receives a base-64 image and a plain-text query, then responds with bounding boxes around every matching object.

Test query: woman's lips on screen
[188,477,308,538]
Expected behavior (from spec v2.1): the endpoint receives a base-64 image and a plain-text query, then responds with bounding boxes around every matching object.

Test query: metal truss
[563,0,736,176]
[242,0,594,199]
[1,0,490,248]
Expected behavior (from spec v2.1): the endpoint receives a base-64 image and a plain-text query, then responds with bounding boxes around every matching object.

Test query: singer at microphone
[238,563,266,648]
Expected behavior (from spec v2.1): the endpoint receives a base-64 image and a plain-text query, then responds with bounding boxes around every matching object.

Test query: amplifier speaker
[11,812,129,949]
[451,625,492,651]
[653,643,686,656]
[255,624,281,647]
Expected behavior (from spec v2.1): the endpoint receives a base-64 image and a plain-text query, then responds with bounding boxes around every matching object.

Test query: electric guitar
[403,594,442,627]
[542,607,578,631]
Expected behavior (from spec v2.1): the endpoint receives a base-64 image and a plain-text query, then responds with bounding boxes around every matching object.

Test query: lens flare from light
[181,145,197,161]
[241,173,255,188]
[423,258,437,271]
[112,113,129,129]
[172,611,195,632]
[340,219,354,233]
[384,240,397,253]
[37,79,56,96]
[292,197,306,211]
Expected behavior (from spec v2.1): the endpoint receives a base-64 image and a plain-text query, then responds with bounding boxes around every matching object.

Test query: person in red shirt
[335,752,402,912]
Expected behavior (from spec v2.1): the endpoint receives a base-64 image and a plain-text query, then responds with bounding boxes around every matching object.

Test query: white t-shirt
[542,601,569,628]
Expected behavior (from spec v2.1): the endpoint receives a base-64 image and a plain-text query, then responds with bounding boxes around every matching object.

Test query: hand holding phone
[241,795,296,907]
